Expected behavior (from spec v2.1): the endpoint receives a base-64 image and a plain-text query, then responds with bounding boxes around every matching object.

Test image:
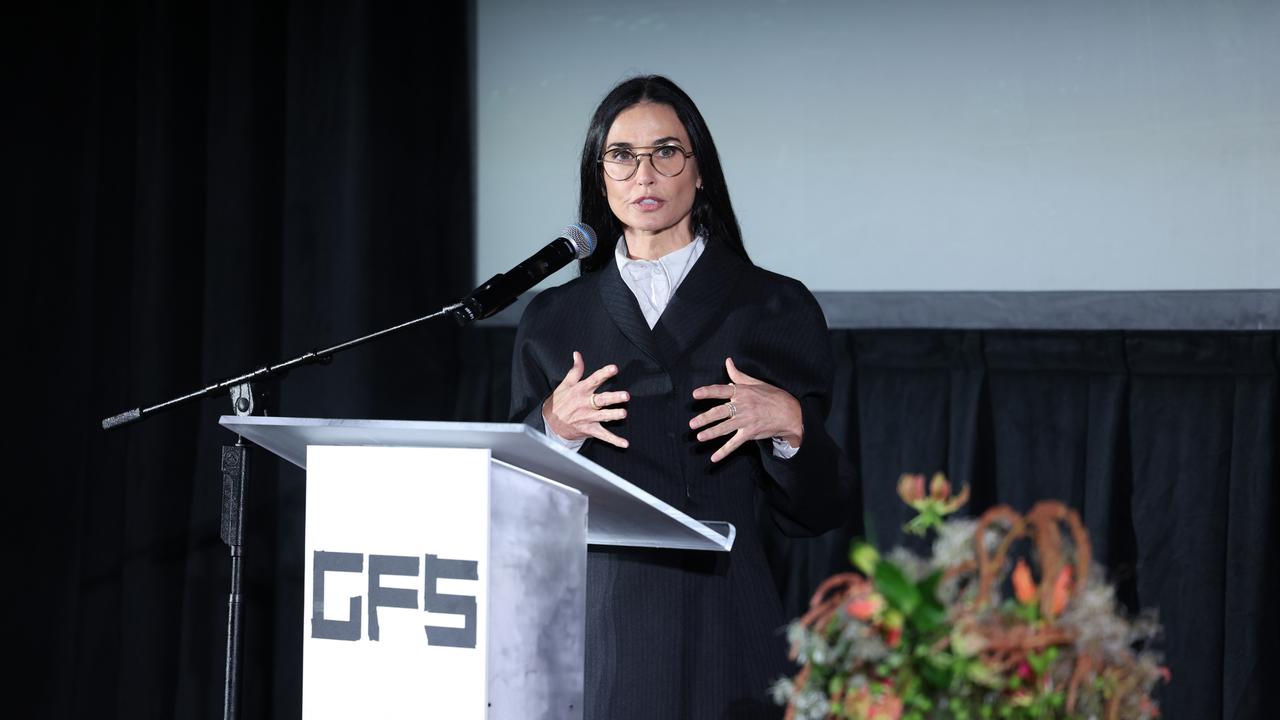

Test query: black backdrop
[13,3,1278,719]
[15,2,471,717]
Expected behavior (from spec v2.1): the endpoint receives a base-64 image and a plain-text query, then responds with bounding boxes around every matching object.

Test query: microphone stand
[102,300,472,720]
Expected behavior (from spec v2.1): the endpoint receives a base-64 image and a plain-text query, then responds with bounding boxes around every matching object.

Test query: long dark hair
[578,75,749,273]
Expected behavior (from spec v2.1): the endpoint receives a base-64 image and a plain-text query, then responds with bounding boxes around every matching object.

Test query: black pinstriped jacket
[510,236,858,719]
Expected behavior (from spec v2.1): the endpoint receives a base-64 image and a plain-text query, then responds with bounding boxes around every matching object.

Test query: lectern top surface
[218,416,733,552]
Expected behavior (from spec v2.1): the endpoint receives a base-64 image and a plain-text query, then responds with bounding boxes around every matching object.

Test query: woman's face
[602,102,702,243]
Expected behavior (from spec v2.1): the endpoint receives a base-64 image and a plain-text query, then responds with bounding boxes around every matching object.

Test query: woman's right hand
[543,351,630,448]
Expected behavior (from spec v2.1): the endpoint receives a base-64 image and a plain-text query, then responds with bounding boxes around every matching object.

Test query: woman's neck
[623,223,696,261]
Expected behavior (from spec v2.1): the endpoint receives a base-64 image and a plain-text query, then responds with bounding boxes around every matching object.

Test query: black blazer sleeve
[750,281,858,537]
[508,291,555,432]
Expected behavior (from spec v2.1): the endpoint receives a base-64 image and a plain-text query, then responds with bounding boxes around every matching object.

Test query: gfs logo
[311,551,479,648]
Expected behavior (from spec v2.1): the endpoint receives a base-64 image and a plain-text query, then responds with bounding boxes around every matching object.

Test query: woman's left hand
[690,357,804,463]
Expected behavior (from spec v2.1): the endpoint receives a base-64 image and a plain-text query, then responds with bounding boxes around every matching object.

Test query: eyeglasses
[599,144,695,181]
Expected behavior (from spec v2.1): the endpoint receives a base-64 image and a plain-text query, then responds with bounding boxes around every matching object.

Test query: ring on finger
[590,393,600,409]
[727,401,737,418]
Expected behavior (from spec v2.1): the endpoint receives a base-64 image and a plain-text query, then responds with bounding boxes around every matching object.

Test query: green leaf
[851,541,880,575]
[919,569,944,599]
[874,561,921,614]
[911,595,948,634]
[919,659,951,690]
[1027,649,1053,677]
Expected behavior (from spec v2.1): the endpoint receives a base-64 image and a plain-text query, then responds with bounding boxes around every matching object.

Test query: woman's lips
[633,197,665,211]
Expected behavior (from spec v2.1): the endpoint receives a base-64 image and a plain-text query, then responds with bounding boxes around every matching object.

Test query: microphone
[452,223,597,324]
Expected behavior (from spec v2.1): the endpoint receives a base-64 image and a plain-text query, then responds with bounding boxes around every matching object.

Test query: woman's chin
[623,213,690,237]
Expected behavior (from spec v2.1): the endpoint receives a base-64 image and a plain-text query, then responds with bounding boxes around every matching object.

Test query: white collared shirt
[544,235,798,458]
[614,234,706,329]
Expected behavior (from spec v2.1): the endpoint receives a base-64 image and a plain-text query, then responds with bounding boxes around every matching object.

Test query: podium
[219,416,736,720]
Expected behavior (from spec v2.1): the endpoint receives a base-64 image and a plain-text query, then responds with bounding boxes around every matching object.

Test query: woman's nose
[634,158,658,185]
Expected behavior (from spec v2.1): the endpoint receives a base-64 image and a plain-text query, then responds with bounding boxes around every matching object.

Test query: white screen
[476,0,1279,292]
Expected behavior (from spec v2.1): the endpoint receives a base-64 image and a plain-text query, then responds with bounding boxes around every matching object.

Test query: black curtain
[15,2,472,717]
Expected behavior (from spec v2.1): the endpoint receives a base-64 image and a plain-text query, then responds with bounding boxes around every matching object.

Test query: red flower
[847,593,885,621]
[885,626,902,648]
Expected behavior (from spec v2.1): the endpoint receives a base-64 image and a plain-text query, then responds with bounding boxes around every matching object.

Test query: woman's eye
[607,150,635,162]
[655,146,680,159]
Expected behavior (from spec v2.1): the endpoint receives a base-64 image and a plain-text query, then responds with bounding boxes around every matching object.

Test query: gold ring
[590,394,600,409]
[727,401,737,418]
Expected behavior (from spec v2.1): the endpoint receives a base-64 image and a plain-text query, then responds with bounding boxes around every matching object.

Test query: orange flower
[1049,565,1073,616]
[1012,558,1037,605]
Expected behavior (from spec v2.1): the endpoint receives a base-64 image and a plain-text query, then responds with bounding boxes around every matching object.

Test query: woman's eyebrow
[605,136,685,150]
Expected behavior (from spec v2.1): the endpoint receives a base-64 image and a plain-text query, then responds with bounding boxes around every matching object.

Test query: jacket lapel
[652,238,745,366]
[598,258,665,367]
[597,237,746,369]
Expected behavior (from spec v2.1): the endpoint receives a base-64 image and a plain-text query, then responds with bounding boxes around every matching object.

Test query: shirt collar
[614,234,706,276]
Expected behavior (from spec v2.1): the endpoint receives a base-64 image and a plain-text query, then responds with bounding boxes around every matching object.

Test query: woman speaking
[510,75,857,718]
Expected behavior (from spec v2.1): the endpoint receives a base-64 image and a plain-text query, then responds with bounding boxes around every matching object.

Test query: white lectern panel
[303,446,489,720]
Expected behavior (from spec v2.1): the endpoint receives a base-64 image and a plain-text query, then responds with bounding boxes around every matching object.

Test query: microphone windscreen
[561,223,597,259]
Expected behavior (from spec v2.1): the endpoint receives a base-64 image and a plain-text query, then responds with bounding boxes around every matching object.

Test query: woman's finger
[560,350,586,385]
[591,390,631,408]
[689,401,734,430]
[725,357,759,385]
[696,415,739,442]
[581,363,619,390]
[691,383,735,401]
[590,408,627,423]
[711,429,748,463]
[586,424,629,449]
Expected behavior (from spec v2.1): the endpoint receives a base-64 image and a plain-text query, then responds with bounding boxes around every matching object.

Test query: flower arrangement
[772,473,1168,720]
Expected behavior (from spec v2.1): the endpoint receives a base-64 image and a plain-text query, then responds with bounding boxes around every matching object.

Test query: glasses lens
[651,146,688,177]
[602,149,637,181]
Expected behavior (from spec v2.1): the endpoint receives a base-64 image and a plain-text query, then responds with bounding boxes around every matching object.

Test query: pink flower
[1016,661,1034,681]
[897,473,927,505]
[929,473,951,500]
